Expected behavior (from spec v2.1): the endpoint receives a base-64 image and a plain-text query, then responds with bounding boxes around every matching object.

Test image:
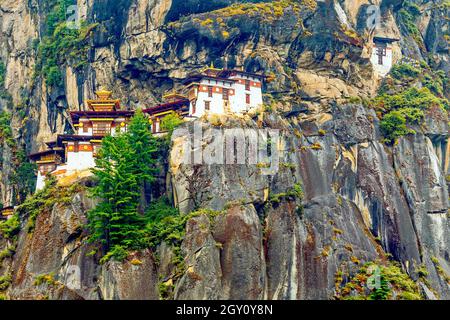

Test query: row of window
[208,86,231,100]
[202,94,251,111]
[80,123,127,136]
[206,80,251,99]
[205,78,255,90]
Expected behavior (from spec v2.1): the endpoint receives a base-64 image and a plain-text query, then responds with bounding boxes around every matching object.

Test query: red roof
[28,149,61,160]
[219,69,264,79]
[143,99,190,116]
[70,110,135,123]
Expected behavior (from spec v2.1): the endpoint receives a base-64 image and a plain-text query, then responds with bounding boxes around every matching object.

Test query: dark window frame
[245,80,251,91]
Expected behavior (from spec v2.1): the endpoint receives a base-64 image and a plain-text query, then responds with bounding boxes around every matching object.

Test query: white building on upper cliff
[370,36,400,77]
[182,65,264,117]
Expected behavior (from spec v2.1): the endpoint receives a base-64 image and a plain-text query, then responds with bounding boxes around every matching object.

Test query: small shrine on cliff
[370,35,400,77]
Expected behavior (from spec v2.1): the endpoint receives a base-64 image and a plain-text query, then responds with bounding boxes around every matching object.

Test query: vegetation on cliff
[0,62,12,106]
[398,1,425,50]
[16,176,84,232]
[0,110,36,205]
[0,215,20,240]
[160,112,184,135]
[0,111,14,148]
[34,0,97,88]
[373,60,449,144]
[168,0,315,42]
[335,261,423,300]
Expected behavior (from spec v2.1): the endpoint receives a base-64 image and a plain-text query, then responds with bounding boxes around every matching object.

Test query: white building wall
[249,83,263,109]
[66,151,96,171]
[194,91,224,116]
[192,79,235,117]
[231,83,247,113]
[36,171,46,191]
[229,74,263,112]
[370,44,394,77]
[78,125,93,136]
[66,141,96,172]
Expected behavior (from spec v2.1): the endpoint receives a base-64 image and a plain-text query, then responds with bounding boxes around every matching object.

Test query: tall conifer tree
[88,109,158,253]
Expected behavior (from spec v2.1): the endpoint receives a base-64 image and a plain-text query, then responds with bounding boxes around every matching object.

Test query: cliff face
[0,0,449,300]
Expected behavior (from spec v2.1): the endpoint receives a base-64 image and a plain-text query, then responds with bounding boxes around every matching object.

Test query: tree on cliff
[88,110,159,256]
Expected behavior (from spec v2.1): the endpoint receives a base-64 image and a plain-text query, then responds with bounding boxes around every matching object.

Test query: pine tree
[88,110,159,255]
[127,109,159,211]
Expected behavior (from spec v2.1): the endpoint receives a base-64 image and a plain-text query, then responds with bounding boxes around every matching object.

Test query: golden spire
[95,87,112,100]
[201,61,222,74]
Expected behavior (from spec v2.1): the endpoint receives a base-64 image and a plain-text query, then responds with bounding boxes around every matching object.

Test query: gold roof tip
[201,62,223,73]
[95,88,113,100]
[163,88,176,97]
[163,89,187,100]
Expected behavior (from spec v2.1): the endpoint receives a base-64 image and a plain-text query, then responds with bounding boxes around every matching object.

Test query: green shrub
[380,110,412,143]
[397,107,424,124]
[144,199,221,250]
[269,182,304,204]
[374,87,448,112]
[99,245,128,264]
[374,83,448,143]
[0,111,14,147]
[391,63,420,79]
[0,273,12,291]
[160,111,184,134]
[422,74,445,96]
[0,245,16,263]
[0,215,20,239]
[398,1,422,44]
[34,273,57,286]
[0,61,6,86]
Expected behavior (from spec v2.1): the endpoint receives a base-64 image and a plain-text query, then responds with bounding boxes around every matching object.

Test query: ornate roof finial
[95,87,112,100]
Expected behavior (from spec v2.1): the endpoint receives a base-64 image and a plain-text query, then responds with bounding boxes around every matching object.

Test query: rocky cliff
[0,0,449,300]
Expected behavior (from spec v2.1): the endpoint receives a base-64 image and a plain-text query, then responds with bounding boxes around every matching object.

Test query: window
[42,154,54,161]
[208,86,213,97]
[93,145,101,157]
[83,123,89,133]
[39,164,56,175]
[246,94,251,104]
[205,101,210,111]
[93,122,111,136]
[245,80,250,91]
[223,88,229,101]
[376,43,387,65]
